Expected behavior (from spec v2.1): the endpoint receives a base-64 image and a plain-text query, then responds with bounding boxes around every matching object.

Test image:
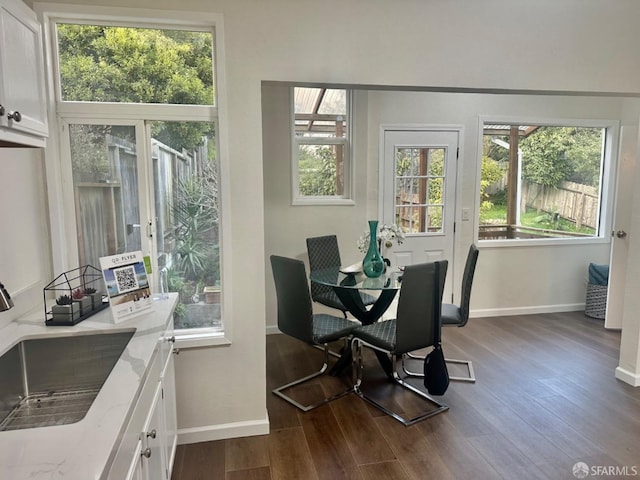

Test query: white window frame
[291,87,355,206]
[36,4,232,347]
[475,116,619,247]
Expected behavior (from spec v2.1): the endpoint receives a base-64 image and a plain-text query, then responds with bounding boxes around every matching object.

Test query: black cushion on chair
[441,303,462,325]
[352,319,397,351]
[312,314,356,343]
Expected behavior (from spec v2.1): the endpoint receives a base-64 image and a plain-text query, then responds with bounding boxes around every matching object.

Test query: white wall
[14,0,640,441]
[0,148,52,326]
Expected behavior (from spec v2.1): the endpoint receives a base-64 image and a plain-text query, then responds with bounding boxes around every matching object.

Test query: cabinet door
[124,440,147,480]
[161,351,178,475]
[142,383,167,480]
[0,0,48,142]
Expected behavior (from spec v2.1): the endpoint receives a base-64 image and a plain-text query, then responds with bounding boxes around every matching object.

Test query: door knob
[616,230,627,238]
[0,105,4,116]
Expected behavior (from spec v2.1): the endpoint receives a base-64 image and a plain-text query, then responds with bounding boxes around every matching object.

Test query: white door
[605,124,637,329]
[381,128,459,299]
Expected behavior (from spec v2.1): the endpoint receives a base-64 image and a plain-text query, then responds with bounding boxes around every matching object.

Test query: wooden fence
[522,180,599,230]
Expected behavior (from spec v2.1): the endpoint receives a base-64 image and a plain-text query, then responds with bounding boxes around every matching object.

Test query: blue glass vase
[362,220,384,278]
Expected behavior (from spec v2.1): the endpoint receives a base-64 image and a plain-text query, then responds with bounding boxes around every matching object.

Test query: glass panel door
[68,124,142,270]
[149,121,221,331]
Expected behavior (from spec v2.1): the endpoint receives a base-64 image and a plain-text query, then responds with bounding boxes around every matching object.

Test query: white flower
[357,223,405,253]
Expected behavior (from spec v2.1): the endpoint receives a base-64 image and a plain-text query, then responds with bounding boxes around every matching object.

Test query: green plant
[84,287,97,295]
[172,163,219,285]
[56,294,73,305]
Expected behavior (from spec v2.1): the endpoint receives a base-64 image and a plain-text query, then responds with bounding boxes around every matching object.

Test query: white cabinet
[140,383,167,480]
[161,348,178,475]
[0,0,48,147]
[107,321,178,480]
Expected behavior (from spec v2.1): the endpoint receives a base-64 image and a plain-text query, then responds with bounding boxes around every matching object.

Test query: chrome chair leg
[272,344,353,412]
[352,339,448,426]
[313,336,350,359]
[402,352,476,383]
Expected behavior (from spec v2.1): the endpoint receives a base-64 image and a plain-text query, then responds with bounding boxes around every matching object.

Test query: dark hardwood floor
[171,312,640,479]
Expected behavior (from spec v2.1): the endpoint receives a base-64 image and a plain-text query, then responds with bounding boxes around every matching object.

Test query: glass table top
[310,267,403,290]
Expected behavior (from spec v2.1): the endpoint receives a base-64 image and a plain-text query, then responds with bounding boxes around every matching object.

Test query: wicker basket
[585,283,607,319]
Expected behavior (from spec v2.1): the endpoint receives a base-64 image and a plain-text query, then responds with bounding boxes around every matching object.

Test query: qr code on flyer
[114,265,139,294]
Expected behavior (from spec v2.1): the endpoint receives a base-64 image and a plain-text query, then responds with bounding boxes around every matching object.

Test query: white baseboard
[615,366,640,387]
[471,303,585,318]
[177,412,270,444]
[266,325,281,335]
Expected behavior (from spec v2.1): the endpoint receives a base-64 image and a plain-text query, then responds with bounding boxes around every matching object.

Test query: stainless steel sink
[0,330,134,431]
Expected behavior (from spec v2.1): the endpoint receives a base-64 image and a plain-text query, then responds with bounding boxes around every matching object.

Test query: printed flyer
[99,250,153,323]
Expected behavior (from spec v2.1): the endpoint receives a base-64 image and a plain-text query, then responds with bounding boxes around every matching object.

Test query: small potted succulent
[84,287,103,309]
[72,288,92,316]
[51,294,79,322]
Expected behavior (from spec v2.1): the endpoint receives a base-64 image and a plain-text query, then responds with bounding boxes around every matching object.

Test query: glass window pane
[294,87,347,139]
[150,121,221,331]
[428,206,443,232]
[298,144,341,196]
[70,124,140,269]
[480,123,603,239]
[57,24,214,105]
[429,178,443,205]
[428,149,444,176]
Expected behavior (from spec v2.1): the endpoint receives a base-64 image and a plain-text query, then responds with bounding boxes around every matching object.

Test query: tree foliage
[519,126,603,187]
[57,24,214,150]
[480,155,504,221]
[298,146,338,196]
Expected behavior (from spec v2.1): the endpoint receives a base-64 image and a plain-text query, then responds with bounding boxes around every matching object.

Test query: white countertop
[0,293,178,480]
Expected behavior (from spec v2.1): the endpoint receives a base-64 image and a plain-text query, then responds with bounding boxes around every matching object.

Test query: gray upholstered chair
[270,255,356,411]
[441,244,479,382]
[351,260,449,425]
[306,235,376,316]
[405,244,479,382]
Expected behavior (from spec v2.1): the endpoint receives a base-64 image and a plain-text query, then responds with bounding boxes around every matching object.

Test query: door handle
[616,230,627,239]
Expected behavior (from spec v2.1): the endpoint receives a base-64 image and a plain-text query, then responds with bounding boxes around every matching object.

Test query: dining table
[309,266,404,377]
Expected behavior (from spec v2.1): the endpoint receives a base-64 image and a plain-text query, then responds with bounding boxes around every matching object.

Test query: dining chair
[405,244,479,382]
[351,260,449,425]
[306,235,376,316]
[270,255,356,411]
[441,243,479,382]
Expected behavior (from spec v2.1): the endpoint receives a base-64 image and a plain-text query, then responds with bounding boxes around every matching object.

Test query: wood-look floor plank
[358,460,411,480]
[374,415,456,479]
[267,427,318,480]
[225,435,270,472]
[329,394,397,465]
[173,440,225,480]
[226,466,272,480]
[297,395,362,480]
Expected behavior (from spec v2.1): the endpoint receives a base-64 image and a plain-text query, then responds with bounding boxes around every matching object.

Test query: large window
[49,16,223,334]
[292,87,353,204]
[479,121,616,242]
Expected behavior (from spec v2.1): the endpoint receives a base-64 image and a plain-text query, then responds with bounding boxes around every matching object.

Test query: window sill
[478,235,610,248]
[292,197,355,206]
[174,330,230,349]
